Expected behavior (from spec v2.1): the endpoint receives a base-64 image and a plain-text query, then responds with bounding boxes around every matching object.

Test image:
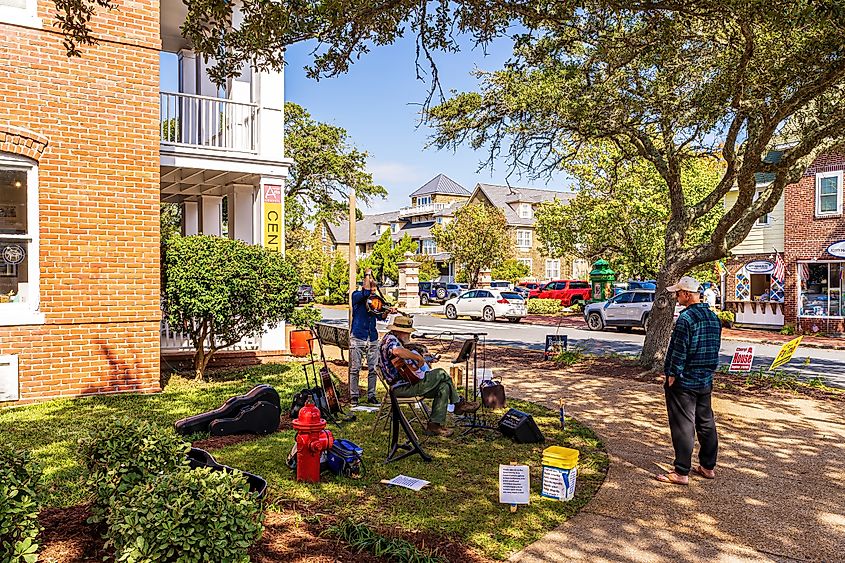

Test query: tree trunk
[193,346,206,381]
[639,263,684,370]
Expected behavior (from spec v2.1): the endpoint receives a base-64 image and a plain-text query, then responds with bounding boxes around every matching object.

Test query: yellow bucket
[542,446,579,470]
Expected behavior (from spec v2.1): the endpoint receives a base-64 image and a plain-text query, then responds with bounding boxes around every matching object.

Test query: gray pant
[349,336,378,399]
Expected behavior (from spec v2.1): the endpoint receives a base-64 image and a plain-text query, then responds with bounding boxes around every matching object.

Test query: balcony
[160,91,258,154]
[398,202,447,218]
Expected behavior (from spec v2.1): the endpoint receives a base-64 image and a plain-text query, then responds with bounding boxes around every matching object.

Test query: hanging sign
[499,464,530,506]
[2,245,25,265]
[262,184,283,253]
[826,240,845,258]
[770,336,803,371]
[729,345,755,372]
[745,260,774,274]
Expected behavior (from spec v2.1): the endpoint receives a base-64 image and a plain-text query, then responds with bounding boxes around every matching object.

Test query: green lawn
[1,363,608,560]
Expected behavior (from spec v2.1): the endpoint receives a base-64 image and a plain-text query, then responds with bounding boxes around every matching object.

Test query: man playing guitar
[378,315,479,437]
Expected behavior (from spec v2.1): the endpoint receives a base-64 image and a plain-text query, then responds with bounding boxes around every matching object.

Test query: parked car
[419,281,464,305]
[490,280,512,289]
[444,289,527,322]
[513,285,531,298]
[583,290,683,331]
[296,284,314,304]
[529,280,592,307]
[518,282,541,291]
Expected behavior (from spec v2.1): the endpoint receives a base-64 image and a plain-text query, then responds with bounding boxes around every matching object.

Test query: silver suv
[584,290,655,331]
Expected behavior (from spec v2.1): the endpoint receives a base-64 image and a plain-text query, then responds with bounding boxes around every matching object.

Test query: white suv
[584,290,683,331]
[444,289,527,322]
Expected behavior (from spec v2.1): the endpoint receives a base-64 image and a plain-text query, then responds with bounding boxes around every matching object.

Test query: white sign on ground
[729,346,755,372]
[499,464,530,505]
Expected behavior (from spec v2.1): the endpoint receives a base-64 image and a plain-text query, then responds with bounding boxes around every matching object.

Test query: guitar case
[209,400,280,436]
[174,384,281,436]
[187,447,268,499]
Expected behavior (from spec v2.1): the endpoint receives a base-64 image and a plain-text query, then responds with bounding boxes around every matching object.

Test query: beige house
[467,184,588,281]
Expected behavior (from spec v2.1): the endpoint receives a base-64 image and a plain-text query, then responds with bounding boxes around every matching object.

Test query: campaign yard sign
[770,336,803,371]
[729,346,755,372]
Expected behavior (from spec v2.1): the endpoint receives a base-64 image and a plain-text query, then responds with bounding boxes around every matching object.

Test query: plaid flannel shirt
[664,303,722,390]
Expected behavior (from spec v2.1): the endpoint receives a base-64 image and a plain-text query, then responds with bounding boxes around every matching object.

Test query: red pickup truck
[529,280,592,307]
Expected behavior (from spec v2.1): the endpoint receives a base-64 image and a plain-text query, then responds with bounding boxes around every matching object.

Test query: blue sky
[161,34,571,213]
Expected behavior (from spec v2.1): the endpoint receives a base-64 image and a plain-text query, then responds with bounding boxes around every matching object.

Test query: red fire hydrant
[292,401,333,483]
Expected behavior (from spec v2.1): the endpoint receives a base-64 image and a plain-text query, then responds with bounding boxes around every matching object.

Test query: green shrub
[780,323,796,335]
[106,468,264,563]
[527,298,562,315]
[287,304,322,329]
[553,346,585,367]
[717,310,735,327]
[326,519,445,563]
[79,418,190,524]
[569,301,585,313]
[0,445,43,563]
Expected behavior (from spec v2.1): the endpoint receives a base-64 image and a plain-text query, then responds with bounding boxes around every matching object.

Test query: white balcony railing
[160,319,260,352]
[160,91,258,153]
[398,202,447,218]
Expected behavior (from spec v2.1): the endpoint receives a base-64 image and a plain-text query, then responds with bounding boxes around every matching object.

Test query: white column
[255,69,285,161]
[177,50,197,94]
[200,195,223,236]
[183,201,199,235]
[228,185,256,243]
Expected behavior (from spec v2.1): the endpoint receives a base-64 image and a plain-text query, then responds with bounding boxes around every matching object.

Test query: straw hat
[386,315,416,333]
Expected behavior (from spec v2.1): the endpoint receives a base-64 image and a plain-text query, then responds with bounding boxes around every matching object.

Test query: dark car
[296,284,314,304]
[419,281,464,305]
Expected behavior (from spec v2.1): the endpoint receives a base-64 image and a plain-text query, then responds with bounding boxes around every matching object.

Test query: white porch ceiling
[160,166,258,202]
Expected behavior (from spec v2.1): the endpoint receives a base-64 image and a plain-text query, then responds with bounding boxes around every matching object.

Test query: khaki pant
[392,368,460,424]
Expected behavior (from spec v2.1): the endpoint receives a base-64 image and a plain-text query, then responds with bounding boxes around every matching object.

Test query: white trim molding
[815,170,843,218]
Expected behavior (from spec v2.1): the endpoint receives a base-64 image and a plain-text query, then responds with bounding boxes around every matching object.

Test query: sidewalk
[496,350,845,562]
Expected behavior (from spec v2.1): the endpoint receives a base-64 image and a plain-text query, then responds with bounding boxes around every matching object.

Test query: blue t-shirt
[351,289,381,341]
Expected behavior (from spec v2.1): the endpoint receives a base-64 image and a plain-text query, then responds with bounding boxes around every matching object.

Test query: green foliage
[717,310,735,327]
[359,231,419,284]
[78,418,190,524]
[284,102,386,229]
[287,304,322,329]
[416,254,441,282]
[105,467,263,563]
[286,227,328,284]
[162,235,300,380]
[780,323,796,336]
[553,346,585,367]
[527,298,562,315]
[159,203,181,241]
[534,147,725,280]
[326,520,446,563]
[314,251,350,305]
[432,203,510,288]
[492,259,530,283]
[0,445,43,563]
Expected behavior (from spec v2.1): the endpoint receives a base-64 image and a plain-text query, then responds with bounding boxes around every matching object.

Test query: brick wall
[724,253,773,301]
[0,1,162,403]
[783,150,845,333]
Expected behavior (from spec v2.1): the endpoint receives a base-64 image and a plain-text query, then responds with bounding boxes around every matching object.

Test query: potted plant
[287,305,322,357]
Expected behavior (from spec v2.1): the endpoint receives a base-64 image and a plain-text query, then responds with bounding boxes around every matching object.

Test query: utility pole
[348,189,357,329]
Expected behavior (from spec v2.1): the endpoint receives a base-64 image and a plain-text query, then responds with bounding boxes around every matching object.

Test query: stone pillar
[398,252,421,309]
[479,269,492,288]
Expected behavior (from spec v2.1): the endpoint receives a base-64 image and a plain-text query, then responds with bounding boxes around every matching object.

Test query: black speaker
[497,408,544,443]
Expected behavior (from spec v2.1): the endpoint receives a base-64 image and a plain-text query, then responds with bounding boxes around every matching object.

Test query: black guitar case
[209,400,280,436]
[187,447,268,499]
[174,384,281,436]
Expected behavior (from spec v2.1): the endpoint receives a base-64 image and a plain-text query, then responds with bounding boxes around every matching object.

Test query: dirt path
[497,351,845,562]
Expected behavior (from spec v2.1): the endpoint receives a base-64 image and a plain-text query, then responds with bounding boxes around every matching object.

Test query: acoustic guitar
[320,366,341,414]
[390,343,440,386]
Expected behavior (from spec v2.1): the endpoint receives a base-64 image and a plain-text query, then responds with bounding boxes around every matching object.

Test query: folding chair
[372,365,431,432]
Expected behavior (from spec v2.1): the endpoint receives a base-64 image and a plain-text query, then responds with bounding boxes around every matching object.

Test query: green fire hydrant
[589,259,616,303]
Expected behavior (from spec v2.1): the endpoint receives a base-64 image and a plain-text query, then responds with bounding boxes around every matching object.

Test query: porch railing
[160,319,260,352]
[160,91,258,153]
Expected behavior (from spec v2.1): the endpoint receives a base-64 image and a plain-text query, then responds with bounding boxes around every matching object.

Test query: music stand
[452,333,497,435]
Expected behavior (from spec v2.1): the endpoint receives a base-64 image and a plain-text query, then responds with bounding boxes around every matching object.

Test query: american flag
[773,252,786,282]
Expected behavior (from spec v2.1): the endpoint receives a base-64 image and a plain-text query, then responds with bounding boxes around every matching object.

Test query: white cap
[666,276,700,293]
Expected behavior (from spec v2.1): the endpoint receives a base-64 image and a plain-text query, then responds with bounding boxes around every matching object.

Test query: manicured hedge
[0,445,43,563]
[527,298,562,315]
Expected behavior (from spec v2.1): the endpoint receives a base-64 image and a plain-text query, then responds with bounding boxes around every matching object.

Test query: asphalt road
[318,306,845,389]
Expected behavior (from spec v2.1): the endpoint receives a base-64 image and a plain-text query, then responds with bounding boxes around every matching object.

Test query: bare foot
[654,472,689,485]
[692,466,716,479]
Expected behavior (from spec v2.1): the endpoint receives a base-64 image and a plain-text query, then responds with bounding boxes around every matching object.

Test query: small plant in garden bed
[326,519,446,563]
[553,346,585,366]
[717,310,735,328]
[527,298,562,315]
[0,445,43,563]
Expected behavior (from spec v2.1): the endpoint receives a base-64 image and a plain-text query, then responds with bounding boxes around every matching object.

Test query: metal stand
[386,386,431,463]
[457,333,498,435]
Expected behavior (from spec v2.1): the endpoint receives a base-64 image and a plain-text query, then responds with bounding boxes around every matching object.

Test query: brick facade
[783,150,845,334]
[0,1,162,403]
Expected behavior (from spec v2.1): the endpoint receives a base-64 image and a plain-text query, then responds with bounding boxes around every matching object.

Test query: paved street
[318,306,845,388]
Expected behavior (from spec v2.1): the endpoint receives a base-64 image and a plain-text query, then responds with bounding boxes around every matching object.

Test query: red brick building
[783,150,845,334]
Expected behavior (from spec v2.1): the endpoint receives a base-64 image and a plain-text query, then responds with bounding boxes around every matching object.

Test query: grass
[0,363,609,560]
[553,346,585,366]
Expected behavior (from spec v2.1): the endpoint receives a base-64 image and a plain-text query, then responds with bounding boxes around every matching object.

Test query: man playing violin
[349,268,393,406]
[379,315,479,437]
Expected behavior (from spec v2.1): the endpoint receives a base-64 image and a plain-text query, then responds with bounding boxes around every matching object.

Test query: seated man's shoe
[366,396,380,405]
[453,400,480,415]
[424,422,454,437]
[350,396,359,406]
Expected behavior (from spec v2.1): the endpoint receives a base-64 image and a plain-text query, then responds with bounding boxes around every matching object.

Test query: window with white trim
[416,196,431,206]
[517,257,533,271]
[816,171,843,217]
[754,188,770,225]
[391,223,398,233]
[545,259,560,280]
[421,239,436,255]
[519,202,533,219]
[0,0,40,27]
[0,154,41,325]
[516,229,532,248]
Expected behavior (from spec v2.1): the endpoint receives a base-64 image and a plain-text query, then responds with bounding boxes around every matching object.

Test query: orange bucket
[289,329,312,357]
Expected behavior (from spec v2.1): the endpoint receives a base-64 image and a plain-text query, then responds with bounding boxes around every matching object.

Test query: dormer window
[519,203,533,219]
[391,223,398,233]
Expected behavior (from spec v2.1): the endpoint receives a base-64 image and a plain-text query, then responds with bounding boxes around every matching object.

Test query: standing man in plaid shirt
[656,276,721,485]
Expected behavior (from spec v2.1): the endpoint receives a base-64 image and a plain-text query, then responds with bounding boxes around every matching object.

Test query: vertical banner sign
[263,184,283,253]
[729,346,755,372]
[770,336,803,371]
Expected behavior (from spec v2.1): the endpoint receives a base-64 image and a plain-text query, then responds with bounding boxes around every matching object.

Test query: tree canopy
[432,203,510,288]
[358,231,419,284]
[492,259,530,283]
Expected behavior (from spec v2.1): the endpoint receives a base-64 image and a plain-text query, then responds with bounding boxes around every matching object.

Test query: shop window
[816,172,843,217]
[799,262,844,317]
[749,274,772,301]
[0,154,41,325]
